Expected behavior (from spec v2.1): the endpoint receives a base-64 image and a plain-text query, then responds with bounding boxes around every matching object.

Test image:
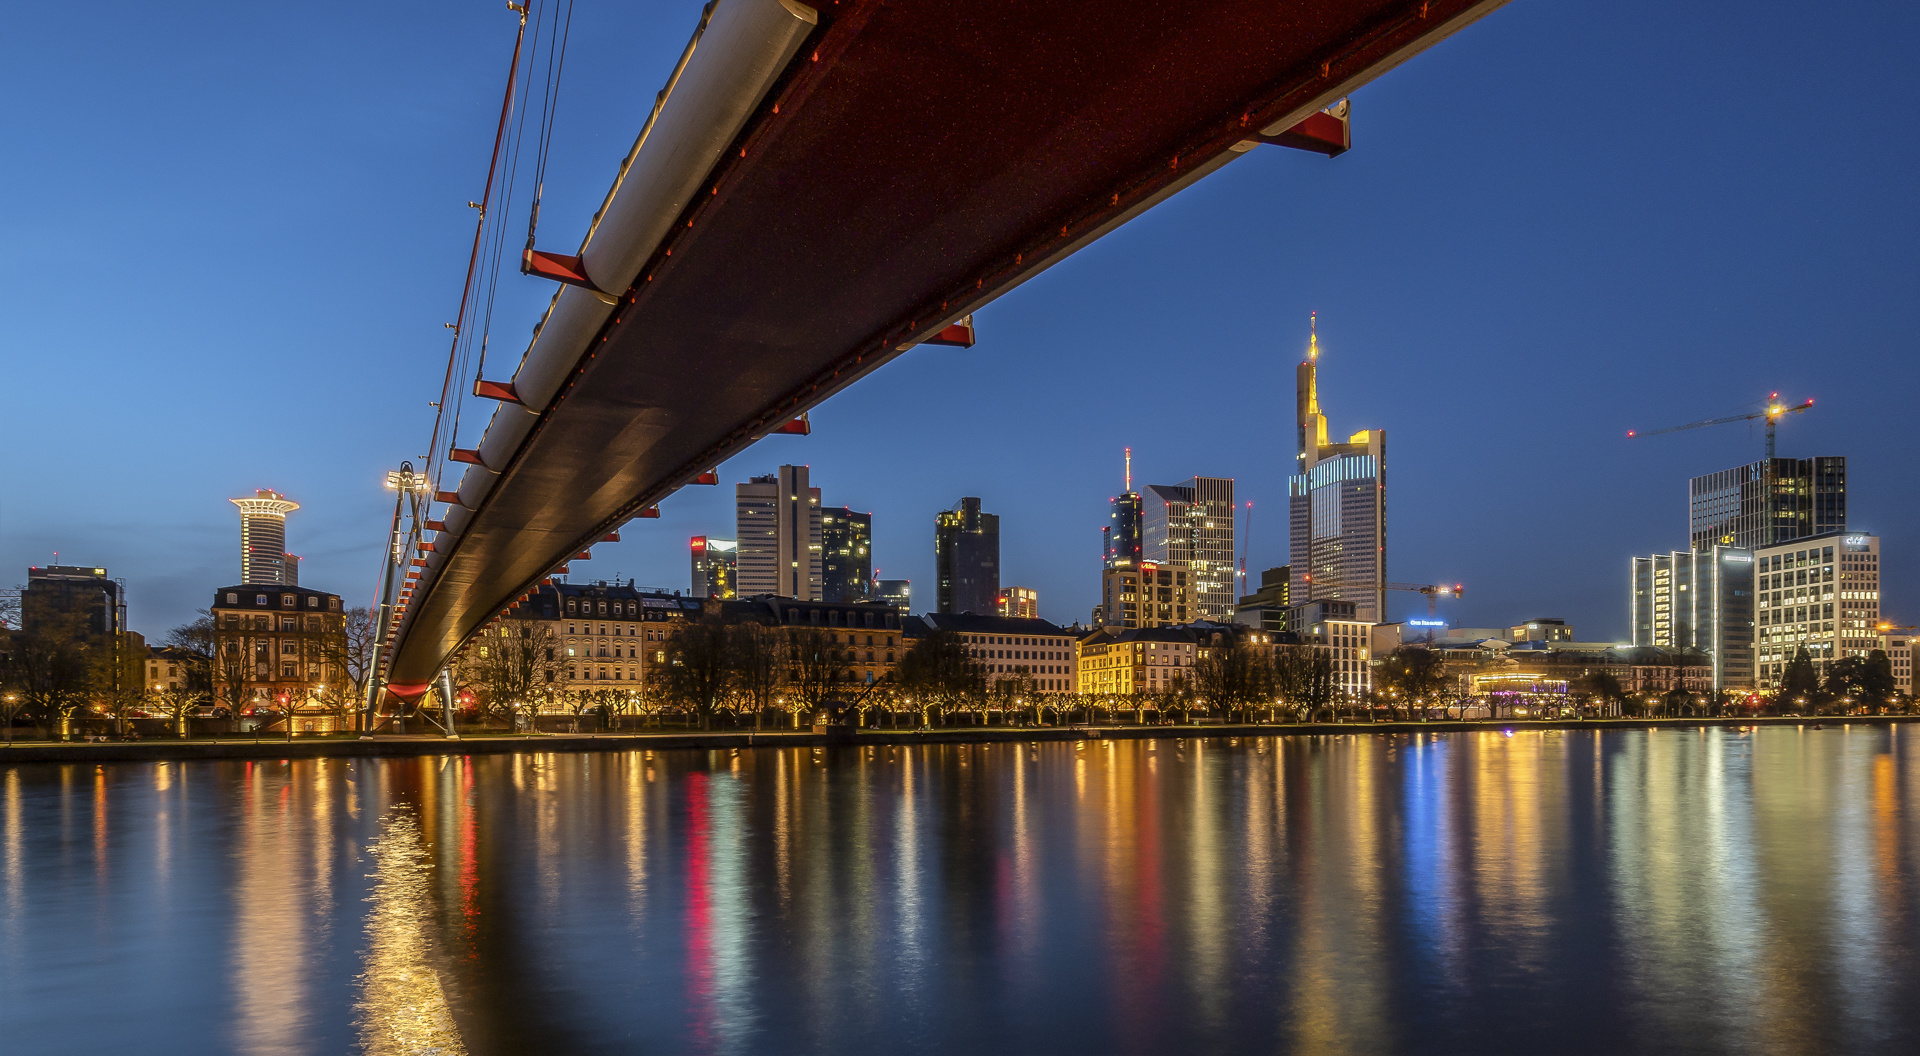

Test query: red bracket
[434,490,462,505]
[416,542,436,552]
[693,471,719,485]
[924,315,976,347]
[449,448,487,467]
[554,564,571,574]
[423,520,446,532]
[1260,106,1350,157]
[603,531,621,543]
[521,249,605,292]
[409,559,428,568]
[576,550,592,560]
[638,507,661,519]
[473,379,522,403]
[772,414,811,435]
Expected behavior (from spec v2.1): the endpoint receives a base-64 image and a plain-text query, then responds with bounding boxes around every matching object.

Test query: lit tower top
[230,489,300,586]
[1296,312,1331,468]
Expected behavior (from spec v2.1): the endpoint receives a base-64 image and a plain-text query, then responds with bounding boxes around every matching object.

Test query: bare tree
[663,616,733,729]
[896,629,985,726]
[467,616,561,732]
[729,623,783,727]
[2,613,97,738]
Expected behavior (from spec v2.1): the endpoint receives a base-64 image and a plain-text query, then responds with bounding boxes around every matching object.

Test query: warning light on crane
[1628,393,1814,460]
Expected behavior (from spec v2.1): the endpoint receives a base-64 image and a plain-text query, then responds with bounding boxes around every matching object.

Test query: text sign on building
[1407,618,1446,628]
[1844,535,1871,552]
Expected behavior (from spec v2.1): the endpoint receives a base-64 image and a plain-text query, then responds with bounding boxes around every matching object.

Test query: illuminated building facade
[1076,627,1196,696]
[1508,618,1573,643]
[737,466,822,600]
[997,586,1039,619]
[23,565,123,638]
[877,579,912,615]
[1234,565,1290,633]
[1752,531,1877,689]
[1292,600,1375,699]
[1289,320,1386,622]
[1689,457,1846,552]
[230,489,301,586]
[1099,562,1195,630]
[935,497,999,615]
[1144,476,1236,620]
[690,537,738,599]
[1876,628,1912,697]
[1629,546,1756,692]
[210,585,346,718]
[715,596,906,687]
[924,612,1075,693]
[821,507,872,603]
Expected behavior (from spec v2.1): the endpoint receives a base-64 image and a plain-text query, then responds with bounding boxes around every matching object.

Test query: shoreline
[0,714,1913,764]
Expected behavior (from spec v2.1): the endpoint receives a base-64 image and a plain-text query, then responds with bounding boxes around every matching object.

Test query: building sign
[1844,535,1871,552]
[1407,618,1446,628]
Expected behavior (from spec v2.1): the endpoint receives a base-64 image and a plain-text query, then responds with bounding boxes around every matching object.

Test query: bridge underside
[387,0,1509,685]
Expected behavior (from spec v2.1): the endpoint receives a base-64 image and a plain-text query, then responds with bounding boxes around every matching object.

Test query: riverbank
[1,714,1914,764]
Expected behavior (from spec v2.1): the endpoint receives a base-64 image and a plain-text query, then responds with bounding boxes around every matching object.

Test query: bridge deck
[388,0,1509,685]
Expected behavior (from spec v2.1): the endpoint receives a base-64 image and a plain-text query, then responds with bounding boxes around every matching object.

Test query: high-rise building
[1144,476,1236,620]
[1876,627,1913,697]
[690,537,738,599]
[1099,562,1195,630]
[1289,319,1386,622]
[1106,449,1144,570]
[877,579,912,615]
[821,507,872,603]
[736,466,821,599]
[1629,546,1756,692]
[231,489,301,586]
[1234,565,1290,633]
[935,497,999,614]
[23,565,124,638]
[1689,457,1846,552]
[997,586,1039,619]
[1752,531,1877,690]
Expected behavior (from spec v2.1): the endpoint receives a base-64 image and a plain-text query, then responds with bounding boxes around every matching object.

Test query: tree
[2,613,98,738]
[896,630,985,726]
[663,616,733,729]
[211,612,262,727]
[1375,646,1451,719]
[468,616,561,731]
[314,606,376,719]
[1776,646,1822,713]
[1274,645,1335,721]
[785,627,848,721]
[1571,670,1626,718]
[1191,633,1271,723]
[729,624,783,726]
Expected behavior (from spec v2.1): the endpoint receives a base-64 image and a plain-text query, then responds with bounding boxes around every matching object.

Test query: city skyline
[4,1,1918,643]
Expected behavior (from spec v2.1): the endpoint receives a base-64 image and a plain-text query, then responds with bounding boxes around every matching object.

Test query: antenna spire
[1124,446,1132,492]
[1308,311,1318,361]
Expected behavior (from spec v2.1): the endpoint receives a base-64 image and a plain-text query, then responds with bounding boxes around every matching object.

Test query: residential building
[1144,476,1236,620]
[1289,319,1386,621]
[1234,565,1290,633]
[877,579,912,615]
[1076,627,1197,697]
[1099,561,1196,630]
[935,497,999,614]
[210,585,347,723]
[923,612,1076,694]
[1689,457,1846,552]
[231,489,302,585]
[1293,604,1375,700]
[736,466,822,600]
[1629,547,1756,692]
[1752,531,1876,690]
[821,507,872,603]
[545,581,701,686]
[997,586,1039,620]
[690,537,738,599]
[1509,618,1573,644]
[715,595,907,688]
[144,646,200,694]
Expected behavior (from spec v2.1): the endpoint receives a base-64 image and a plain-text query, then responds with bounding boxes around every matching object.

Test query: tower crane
[1300,576,1463,617]
[1627,393,1813,459]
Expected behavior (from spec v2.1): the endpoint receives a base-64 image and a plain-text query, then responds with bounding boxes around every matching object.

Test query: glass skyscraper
[1288,321,1386,622]
[1143,477,1236,621]
[1689,456,1845,551]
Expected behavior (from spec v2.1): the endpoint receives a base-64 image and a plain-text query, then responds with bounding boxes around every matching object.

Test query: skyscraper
[1629,546,1756,692]
[690,536,738,599]
[230,489,301,586]
[1289,318,1386,622]
[935,497,999,615]
[736,466,821,599]
[1105,449,1144,571]
[1689,457,1846,551]
[1143,476,1236,620]
[821,507,872,603]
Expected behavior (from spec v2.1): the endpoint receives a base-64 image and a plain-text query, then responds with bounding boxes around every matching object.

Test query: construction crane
[1301,576,1463,617]
[1627,393,1814,459]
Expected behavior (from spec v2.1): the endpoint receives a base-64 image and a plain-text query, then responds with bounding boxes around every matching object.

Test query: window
[256,595,268,605]
[226,593,239,604]
[281,663,297,677]
[308,597,319,608]
[281,595,295,608]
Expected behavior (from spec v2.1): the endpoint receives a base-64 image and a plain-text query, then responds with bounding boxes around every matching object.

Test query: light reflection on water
[0,729,1918,1054]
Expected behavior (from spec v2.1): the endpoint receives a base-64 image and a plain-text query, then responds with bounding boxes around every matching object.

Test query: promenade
[1,714,1912,764]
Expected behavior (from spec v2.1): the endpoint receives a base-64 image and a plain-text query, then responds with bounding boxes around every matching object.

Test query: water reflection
[1,729,1919,1054]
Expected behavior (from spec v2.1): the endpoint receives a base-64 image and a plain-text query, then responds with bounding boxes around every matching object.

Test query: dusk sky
[5,0,1916,640]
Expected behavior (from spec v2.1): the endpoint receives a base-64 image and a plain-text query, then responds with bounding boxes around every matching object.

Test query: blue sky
[4,0,1916,639]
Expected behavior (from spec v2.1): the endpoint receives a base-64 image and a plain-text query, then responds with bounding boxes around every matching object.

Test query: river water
[3,728,1919,1055]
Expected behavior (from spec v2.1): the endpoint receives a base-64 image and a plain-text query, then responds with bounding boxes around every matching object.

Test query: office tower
[1508,618,1573,643]
[1629,546,1755,692]
[690,536,739,599]
[1752,531,1877,690]
[997,586,1039,619]
[230,489,301,586]
[1289,318,1386,622]
[877,579,912,615]
[821,507,872,603]
[1099,562,1195,630]
[736,466,821,599]
[1690,457,1846,551]
[1144,476,1236,620]
[935,497,999,614]
[1234,565,1290,633]
[23,565,124,638]
[1106,449,1144,570]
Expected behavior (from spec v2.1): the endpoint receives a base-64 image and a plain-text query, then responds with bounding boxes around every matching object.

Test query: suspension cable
[524,0,578,254]
[424,4,530,493]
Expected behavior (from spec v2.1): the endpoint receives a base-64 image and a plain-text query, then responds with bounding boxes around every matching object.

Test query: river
[3,727,1919,1054]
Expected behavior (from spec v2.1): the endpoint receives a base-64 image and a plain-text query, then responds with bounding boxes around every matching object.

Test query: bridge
[380,0,1513,700]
